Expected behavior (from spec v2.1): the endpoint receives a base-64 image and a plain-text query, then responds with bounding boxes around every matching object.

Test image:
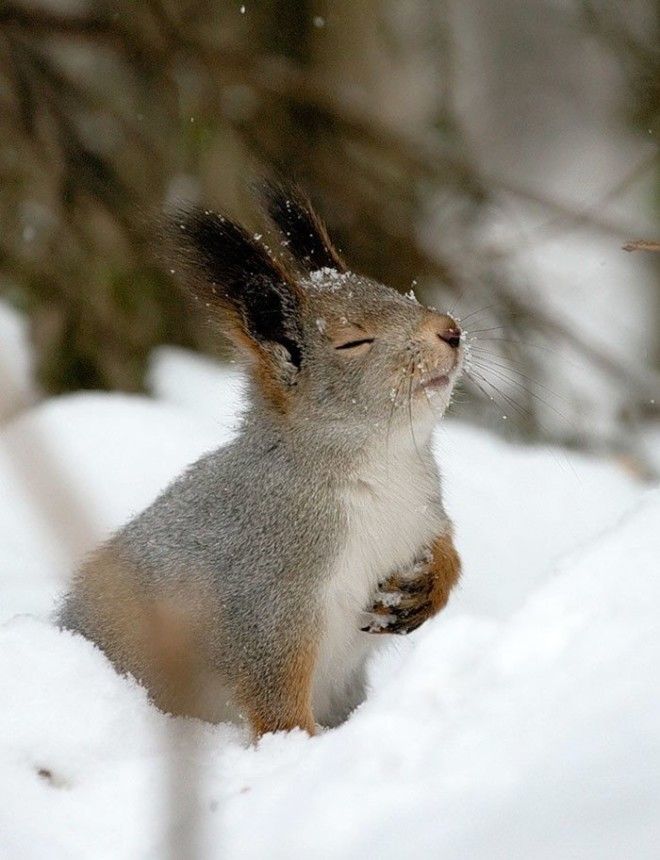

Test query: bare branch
[622,239,660,253]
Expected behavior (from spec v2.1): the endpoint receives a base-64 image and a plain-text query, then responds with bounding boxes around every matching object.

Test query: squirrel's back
[60,424,345,721]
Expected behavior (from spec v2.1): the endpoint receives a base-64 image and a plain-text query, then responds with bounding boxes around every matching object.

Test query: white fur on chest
[312,439,445,725]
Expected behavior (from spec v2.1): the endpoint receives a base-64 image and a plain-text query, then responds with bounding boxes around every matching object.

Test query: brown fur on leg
[237,636,318,739]
[364,530,461,635]
[427,530,462,615]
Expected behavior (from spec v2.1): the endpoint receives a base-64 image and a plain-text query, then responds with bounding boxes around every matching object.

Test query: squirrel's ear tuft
[171,208,304,371]
[259,179,347,274]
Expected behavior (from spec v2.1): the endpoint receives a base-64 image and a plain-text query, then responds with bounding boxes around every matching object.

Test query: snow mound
[0,346,658,858]
[437,422,642,617]
[1,493,658,859]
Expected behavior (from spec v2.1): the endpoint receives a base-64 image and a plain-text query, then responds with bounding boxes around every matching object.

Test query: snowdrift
[0,344,658,859]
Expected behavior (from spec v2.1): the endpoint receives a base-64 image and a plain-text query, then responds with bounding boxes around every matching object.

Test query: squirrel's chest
[312,452,443,723]
[340,451,443,582]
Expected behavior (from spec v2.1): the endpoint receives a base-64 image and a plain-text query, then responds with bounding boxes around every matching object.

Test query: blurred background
[0,0,658,466]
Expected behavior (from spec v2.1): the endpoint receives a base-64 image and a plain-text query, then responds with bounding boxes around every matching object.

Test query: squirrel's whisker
[457,304,498,325]
[467,356,574,427]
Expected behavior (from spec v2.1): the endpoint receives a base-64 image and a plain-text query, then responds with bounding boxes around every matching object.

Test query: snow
[1,331,659,858]
[308,267,349,290]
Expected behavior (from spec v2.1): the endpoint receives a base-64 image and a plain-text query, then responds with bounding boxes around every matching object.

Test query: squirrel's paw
[361,554,433,635]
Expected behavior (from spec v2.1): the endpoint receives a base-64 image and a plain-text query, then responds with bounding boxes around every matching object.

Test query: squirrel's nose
[418,311,462,351]
[437,324,461,349]
[429,313,461,349]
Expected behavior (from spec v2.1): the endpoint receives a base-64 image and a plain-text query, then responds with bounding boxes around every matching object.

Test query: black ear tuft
[259,179,347,274]
[172,209,304,367]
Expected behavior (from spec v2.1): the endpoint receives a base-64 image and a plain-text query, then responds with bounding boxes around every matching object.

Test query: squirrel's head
[172,181,463,445]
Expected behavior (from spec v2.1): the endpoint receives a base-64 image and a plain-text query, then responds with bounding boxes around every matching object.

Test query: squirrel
[58,181,463,737]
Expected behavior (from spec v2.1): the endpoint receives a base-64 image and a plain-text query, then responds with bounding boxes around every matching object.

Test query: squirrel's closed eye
[334,337,375,351]
[331,325,375,354]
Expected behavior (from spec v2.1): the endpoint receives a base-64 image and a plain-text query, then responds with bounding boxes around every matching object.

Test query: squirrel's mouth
[419,372,450,391]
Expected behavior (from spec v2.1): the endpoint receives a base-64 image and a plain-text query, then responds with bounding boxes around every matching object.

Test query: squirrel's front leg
[362,530,461,635]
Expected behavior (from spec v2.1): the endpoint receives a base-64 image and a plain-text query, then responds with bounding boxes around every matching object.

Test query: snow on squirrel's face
[291,268,464,438]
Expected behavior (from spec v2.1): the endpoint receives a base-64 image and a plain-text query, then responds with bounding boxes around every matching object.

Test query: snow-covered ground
[1,321,659,858]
